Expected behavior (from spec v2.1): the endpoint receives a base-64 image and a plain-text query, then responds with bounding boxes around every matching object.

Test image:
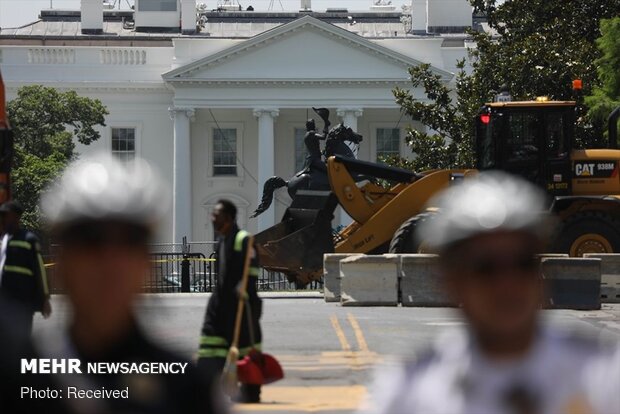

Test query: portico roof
[163,15,453,84]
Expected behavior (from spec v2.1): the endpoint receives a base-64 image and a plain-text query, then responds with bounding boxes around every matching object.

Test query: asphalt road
[33,294,620,414]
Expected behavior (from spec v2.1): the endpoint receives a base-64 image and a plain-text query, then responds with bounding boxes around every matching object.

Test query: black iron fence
[43,245,322,294]
[147,252,214,293]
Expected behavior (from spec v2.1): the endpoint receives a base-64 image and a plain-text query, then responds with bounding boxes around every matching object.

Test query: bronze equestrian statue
[251,108,363,218]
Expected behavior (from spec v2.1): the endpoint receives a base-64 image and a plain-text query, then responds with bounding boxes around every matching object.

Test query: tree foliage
[392,61,477,171]
[7,85,108,230]
[393,0,620,171]
[585,17,620,130]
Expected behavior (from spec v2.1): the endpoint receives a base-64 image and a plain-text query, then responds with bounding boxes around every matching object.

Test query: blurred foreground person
[0,200,51,336]
[9,154,226,414]
[365,172,620,414]
[198,199,263,403]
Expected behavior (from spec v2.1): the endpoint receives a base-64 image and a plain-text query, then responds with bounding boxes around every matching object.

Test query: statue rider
[303,119,327,174]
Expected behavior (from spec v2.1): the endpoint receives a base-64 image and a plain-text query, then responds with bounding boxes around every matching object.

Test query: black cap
[0,200,24,215]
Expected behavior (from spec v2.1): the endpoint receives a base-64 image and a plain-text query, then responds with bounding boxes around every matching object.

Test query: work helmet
[42,153,169,233]
[418,171,551,251]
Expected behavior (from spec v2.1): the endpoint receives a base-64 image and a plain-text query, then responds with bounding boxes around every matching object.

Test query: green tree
[586,17,620,134]
[393,0,620,171]
[7,85,108,230]
[392,61,478,171]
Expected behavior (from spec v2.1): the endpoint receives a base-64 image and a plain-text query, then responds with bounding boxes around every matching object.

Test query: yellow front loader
[255,155,475,285]
[255,101,620,286]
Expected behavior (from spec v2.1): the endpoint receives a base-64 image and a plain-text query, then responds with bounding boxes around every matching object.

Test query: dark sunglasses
[59,222,150,247]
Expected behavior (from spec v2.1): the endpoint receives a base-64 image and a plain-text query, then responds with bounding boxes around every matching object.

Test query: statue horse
[251,123,363,218]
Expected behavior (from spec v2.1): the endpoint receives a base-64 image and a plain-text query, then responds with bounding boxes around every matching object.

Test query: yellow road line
[347,313,370,353]
[234,385,367,412]
[330,315,351,352]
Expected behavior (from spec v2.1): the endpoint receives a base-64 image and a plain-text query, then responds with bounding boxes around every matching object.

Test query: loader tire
[552,211,620,256]
[389,212,435,254]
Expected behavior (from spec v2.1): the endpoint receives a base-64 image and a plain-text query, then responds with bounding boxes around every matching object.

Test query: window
[111,128,136,162]
[213,128,237,176]
[545,112,567,159]
[294,128,306,172]
[376,128,400,162]
[506,112,539,162]
[137,0,177,11]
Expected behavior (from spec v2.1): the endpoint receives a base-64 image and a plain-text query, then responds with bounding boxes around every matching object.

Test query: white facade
[0,9,471,243]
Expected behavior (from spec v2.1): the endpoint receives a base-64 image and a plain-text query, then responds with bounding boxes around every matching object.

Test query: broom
[222,234,255,397]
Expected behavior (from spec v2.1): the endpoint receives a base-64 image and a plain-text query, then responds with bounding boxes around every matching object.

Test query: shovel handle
[231,234,254,350]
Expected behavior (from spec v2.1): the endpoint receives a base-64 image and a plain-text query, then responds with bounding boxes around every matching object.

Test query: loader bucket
[255,190,338,286]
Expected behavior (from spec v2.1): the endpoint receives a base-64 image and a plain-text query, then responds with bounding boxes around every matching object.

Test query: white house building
[0,0,474,244]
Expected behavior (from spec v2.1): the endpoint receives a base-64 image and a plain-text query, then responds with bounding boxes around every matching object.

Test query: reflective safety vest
[234,230,260,277]
[197,335,262,359]
[198,229,262,359]
[0,230,49,311]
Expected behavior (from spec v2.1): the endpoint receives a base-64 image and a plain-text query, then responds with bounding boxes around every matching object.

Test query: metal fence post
[180,236,191,292]
[181,255,190,292]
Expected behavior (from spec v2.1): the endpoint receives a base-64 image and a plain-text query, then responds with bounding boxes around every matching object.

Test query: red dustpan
[237,349,284,385]
[236,265,284,386]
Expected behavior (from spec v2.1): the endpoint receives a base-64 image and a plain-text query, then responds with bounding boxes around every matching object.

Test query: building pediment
[163,16,453,84]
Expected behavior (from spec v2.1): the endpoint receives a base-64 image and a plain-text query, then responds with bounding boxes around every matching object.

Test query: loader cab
[475,100,575,196]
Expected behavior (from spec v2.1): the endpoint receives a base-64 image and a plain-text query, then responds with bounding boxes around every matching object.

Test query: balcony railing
[28,48,76,64]
[20,47,151,65]
[100,48,147,65]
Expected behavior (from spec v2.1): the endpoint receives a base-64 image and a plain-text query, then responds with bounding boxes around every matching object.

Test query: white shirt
[365,328,620,414]
[0,233,10,286]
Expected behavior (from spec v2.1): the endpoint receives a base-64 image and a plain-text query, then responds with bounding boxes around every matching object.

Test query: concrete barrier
[541,258,602,310]
[323,253,364,302]
[400,254,453,307]
[583,254,620,303]
[340,254,399,306]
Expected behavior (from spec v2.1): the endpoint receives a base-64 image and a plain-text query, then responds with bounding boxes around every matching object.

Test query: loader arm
[328,157,475,253]
[327,155,419,224]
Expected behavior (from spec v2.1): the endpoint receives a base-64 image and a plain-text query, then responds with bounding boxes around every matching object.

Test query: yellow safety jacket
[198,226,262,359]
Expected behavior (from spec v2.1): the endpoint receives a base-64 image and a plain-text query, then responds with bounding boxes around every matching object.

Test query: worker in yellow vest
[198,199,263,403]
[0,200,50,337]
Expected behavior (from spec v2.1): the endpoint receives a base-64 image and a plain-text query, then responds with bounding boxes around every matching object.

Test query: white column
[337,107,364,158]
[336,108,363,228]
[337,107,363,132]
[253,108,280,231]
[169,107,195,245]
